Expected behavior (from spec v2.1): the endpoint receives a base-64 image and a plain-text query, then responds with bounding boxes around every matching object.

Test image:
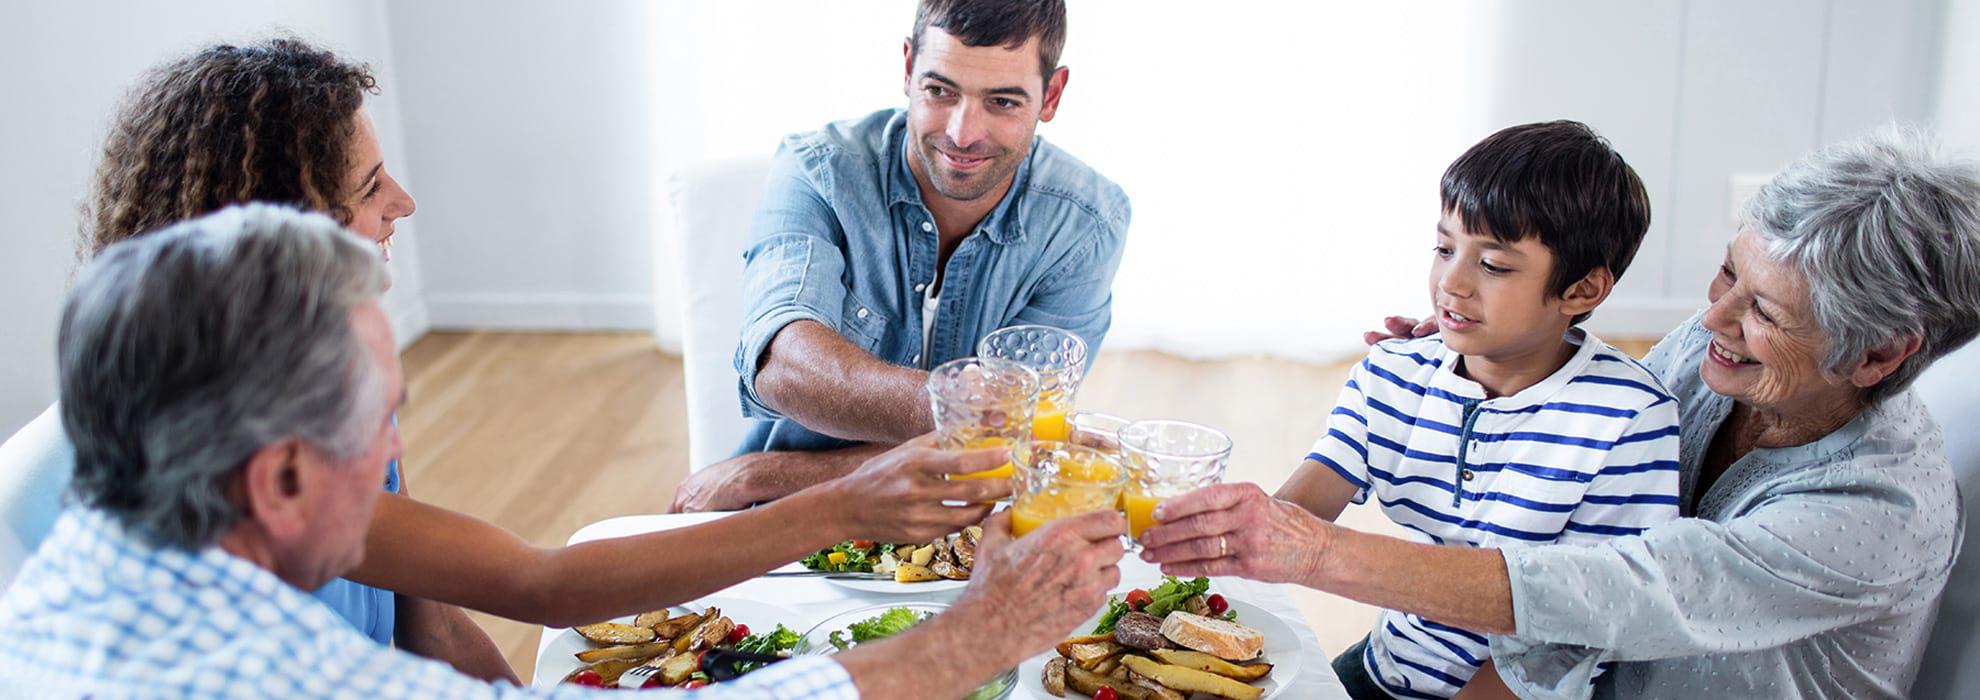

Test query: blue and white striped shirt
[1308,330,1681,699]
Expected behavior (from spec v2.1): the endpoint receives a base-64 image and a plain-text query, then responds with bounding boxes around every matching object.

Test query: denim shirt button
[914,283,926,292]
[857,307,870,319]
[912,354,921,364]
[921,221,934,232]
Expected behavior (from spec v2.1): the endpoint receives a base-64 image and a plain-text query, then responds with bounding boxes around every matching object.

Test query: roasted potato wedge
[930,558,970,581]
[632,609,673,630]
[895,563,941,583]
[1056,633,1115,659]
[673,610,731,653]
[954,530,977,569]
[575,622,656,645]
[650,612,702,640]
[658,648,701,685]
[908,544,934,567]
[932,539,956,567]
[1068,641,1125,670]
[1125,670,1186,700]
[1093,656,1123,676]
[1119,656,1263,700]
[1066,664,1153,700]
[1149,649,1273,682]
[1043,656,1069,697]
[574,641,671,664]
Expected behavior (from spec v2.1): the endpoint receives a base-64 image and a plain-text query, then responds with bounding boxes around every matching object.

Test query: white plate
[530,596,803,688]
[1011,597,1305,700]
[822,575,970,595]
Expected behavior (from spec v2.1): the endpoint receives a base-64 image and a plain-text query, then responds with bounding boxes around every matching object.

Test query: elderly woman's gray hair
[1742,126,1980,404]
[58,204,391,549]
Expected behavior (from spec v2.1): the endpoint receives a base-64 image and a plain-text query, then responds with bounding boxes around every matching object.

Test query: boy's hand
[1362,315,1438,346]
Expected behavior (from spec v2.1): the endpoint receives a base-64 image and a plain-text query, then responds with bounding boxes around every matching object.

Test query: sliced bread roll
[1159,611,1264,661]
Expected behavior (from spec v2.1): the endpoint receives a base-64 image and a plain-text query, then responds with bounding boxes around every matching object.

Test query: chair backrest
[1912,340,1980,699]
[0,404,74,591]
[669,156,773,471]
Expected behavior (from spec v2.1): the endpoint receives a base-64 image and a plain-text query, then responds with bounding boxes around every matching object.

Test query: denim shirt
[733,108,1130,454]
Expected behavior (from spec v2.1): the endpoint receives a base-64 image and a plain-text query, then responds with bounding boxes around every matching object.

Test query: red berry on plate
[1094,687,1119,700]
[1207,593,1230,616]
[1125,589,1152,611]
[850,540,876,550]
[680,679,709,689]
[727,623,750,644]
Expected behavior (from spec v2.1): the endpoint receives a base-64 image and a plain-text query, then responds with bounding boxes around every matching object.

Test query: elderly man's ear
[238,440,312,543]
[1848,334,1925,388]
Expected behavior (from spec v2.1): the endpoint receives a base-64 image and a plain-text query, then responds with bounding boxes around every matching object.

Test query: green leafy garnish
[799,541,896,573]
[828,607,927,650]
[1094,576,1215,633]
[729,624,801,675]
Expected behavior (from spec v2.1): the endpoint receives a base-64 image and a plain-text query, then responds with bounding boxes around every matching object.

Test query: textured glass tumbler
[926,357,1040,483]
[1009,441,1127,538]
[976,325,1088,442]
[1118,419,1232,543]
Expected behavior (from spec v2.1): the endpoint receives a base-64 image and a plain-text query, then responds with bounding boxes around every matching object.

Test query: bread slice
[1158,611,1264,661]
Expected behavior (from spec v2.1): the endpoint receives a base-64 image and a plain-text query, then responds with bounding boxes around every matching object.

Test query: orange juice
[1124,490,1164,538]
[951,436,1016,480]
[1033,400,1071,441]
[1010,488,1117,536]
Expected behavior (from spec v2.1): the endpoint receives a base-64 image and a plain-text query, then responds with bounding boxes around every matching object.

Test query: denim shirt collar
[886,111,1031,245]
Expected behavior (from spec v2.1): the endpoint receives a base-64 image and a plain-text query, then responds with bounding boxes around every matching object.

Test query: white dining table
[532,512,1350,699]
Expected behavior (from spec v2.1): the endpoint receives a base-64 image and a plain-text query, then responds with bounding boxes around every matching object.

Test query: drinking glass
[1119,419,1232,543]
[976,325,1088,442]
[1009,441,1127,537]
[926,357,1040,482]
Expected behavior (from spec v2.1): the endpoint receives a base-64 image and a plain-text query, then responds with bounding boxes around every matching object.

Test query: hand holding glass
[1120,420,1232,542]
[926,357,1040,482]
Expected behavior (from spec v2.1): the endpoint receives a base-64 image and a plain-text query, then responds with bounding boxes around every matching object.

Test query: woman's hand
[1136,483,1336,585]
[1364,315,1437,346]
[817,434,1013,544]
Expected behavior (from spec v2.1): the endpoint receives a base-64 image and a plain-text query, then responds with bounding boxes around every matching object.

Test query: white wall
[0,0,429,437]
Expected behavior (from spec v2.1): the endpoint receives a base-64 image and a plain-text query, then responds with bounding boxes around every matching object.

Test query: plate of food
[1014,576,1304,700]
[796,602,1016,700]
[798,527,981,594]
[532,596,803,690]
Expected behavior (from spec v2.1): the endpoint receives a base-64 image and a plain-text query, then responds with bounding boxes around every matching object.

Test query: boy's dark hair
[1441,120,1651,324]
[911,0,1067,87]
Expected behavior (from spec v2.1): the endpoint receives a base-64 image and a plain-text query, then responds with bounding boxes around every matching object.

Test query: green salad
[800,540,894,573]
[1093,575,1236,634]
[823,607,1007,700]
[729,624,801,675]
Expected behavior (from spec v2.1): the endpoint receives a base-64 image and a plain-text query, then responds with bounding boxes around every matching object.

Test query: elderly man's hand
[951,510,1125,660]
[1137,483,1334,585]
[820,435,1014,544]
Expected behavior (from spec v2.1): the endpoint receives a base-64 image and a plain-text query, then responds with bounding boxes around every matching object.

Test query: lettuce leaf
[828,607,926,650]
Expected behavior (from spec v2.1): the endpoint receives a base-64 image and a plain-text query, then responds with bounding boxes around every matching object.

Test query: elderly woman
[1142,127,1980,699]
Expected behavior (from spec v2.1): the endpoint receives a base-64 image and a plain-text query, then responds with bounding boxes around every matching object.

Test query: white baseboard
[388,300,431,350]
[1583,298,1705,340]
[425,292,656,332]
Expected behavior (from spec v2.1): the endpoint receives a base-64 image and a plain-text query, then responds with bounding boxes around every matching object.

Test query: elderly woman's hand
[1137,483,1336,585]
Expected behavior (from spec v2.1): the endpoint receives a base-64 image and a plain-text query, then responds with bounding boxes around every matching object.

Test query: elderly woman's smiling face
[1699,228,1852,412]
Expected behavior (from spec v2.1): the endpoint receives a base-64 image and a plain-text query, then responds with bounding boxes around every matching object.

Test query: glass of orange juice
[976,325,1088,442]
[1119,420,1231,545]
[926,357,1040,484]
[1009,441,1127,537]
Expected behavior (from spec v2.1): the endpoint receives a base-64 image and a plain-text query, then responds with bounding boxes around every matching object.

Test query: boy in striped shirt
[1276,121,1681,699]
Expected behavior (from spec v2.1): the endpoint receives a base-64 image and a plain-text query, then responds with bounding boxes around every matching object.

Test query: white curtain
[648,2,1510,363]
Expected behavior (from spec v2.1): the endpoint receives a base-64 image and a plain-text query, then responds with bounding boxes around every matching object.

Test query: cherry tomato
[1206,593,1230,616]
[1125,589,1152,611]
[850,540,876,550]
[641,674,666,689]
[679,680,709,689]
[568,669,605,687]
[727,623,751,644]
[1093,687,1119,700]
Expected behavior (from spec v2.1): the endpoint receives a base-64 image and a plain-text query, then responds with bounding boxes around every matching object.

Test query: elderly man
[673,0,1130,511]
[0,205,1125,698]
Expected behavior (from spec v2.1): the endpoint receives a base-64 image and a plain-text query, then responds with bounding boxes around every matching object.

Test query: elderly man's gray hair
[58,204,391,549]
[1744,125,1980,404]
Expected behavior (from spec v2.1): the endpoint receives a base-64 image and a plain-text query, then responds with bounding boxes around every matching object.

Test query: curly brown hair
[83,37,377,257]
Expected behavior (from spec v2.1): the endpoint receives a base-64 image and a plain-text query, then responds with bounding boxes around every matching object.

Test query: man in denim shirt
[671,0,1130,511]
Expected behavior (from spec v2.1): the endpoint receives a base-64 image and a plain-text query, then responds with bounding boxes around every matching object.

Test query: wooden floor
[397,331,1656,681]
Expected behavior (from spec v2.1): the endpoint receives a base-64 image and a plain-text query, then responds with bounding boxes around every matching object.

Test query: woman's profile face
[340,107,416,260]
[1699,228,1849,413]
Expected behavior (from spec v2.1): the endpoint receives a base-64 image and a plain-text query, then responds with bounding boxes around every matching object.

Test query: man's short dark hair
[1440,120,1652,324]
[911,0,1067,88]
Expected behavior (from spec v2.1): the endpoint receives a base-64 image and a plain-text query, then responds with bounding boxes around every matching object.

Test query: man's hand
[951,510,1126,660]
[1363,315,1437,346]
[670,454,762,513]
[813,435,1015,544]
[1137,483,1334,585]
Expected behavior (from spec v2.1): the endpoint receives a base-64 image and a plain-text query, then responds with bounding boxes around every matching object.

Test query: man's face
[903,27,1067,203]
[289,301,402,589]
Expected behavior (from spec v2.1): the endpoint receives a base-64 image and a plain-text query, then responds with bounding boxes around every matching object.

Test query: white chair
[668,156,773,472]
[0,404,74,590]
[1913,340,1980,699]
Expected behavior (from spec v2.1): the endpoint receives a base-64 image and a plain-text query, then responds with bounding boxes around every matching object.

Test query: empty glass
[926,357,1040,482]
[1118,420,1232,542]
[1008,441,1127,538]
[976,325,1088,442]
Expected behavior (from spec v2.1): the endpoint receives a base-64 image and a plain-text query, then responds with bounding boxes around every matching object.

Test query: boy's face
[1429,211,1576,360]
